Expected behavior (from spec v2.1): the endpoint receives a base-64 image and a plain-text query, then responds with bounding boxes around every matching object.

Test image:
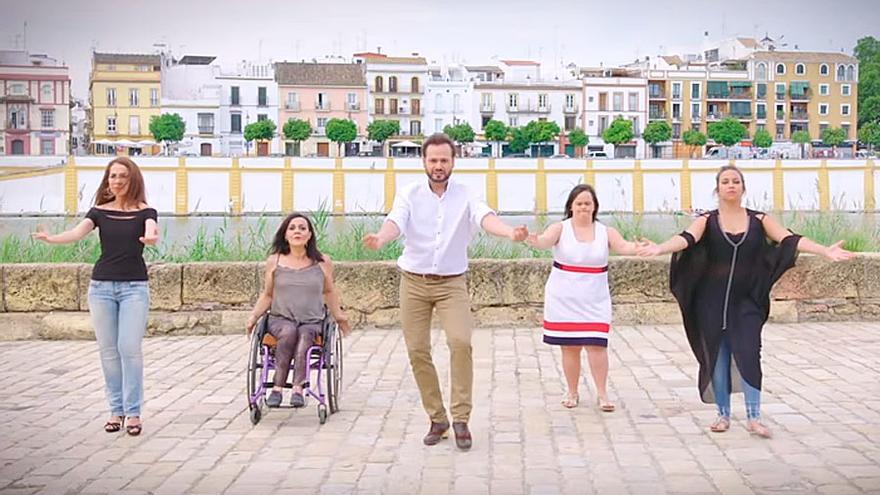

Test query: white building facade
[216,62,278,156]
[162,56,222,156]
[582,70,648,158]
[424,64,473,136]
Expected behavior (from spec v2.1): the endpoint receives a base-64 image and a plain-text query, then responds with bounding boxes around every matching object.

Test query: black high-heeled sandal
[104,417,124,433]
[125,418,142,436]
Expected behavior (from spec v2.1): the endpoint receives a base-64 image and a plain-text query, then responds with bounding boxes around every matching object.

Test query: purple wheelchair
[246,312,343,425]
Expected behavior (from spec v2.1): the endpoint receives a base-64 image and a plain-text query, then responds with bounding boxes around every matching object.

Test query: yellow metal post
[175,157,188,215]
[486,158,498,210]
[818,159,830,211]
[332,157,345,214]
[229,157,242,214]
[282,157,294,212]
[866,159,876,211]
[584,159,595,186]
[632,159,644,213]
[680,158,692,211]
[384,157,396,212]
[64,156,78,215]
[773,159,785,211]
[535,158,547,214]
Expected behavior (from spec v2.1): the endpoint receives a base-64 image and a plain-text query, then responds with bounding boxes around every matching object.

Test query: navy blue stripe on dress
[543,335,609,347]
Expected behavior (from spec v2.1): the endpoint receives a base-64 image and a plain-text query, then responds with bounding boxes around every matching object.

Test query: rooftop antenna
[23,21,27,50]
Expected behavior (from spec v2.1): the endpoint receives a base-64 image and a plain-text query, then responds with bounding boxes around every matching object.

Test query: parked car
[548,154,570,159]
[506,153,529,158]
[588,151,609,159]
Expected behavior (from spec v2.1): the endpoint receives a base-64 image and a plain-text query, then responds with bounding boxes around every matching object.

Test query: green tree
[243,119,276,155]
[682,130,707,158]
[822,127,847,156]
[791,130,811,159]
[443,122,476,156]
[855,37,880,127]
[506,127,530,154]
[483,120,508,158]
[568,128,588,157]
[643,120,672,158]
[859,121,880,152]
[524,120,561,157]
[707,117,747,147]
[753,129,773,148]
[326,118,358,157]
[602,117,634,157]
[148,113,185,155]
[282,118,311,156]
[367,120,400,156]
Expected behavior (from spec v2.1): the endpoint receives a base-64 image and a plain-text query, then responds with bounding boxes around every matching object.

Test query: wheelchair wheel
[246,320,267,424]
[326,323,343,414]
[317,404,328,424]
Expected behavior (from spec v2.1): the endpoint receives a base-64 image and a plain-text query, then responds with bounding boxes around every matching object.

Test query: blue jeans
[88,280,150,417]
[712,334,761,420]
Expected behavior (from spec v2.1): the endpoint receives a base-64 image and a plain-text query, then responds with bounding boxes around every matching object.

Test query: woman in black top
[638,165,853,438]
[34,157,158,436]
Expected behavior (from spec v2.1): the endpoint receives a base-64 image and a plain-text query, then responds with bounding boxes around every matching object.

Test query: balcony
[775,93,786,101]
[285,101,301,111]
[0,94,35,103]
[346,102,361,111]
[398,107,423,116]
[728,90,753,100]
[757,109,767,119]
[730,112,752,120]
[198,126,214,135]
[507,103,551,113]
[691,113,701,121]
[563,104,580,114]
[649,109,667,119]
[648,90,666,99]
[7,119,29,130]
[791,111,809,121]
[776,110,786,120]
[314,127,326,136]
[315,102,331,111]
[790,90,811,101]
[707,111,725,120]
[480,103,496,113]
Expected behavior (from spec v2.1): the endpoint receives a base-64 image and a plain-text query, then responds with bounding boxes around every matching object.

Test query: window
[691,123,700,133]
[598,93,607,111]
[691,82,701,99]
[756,83,767,100]
[231,86,240,105]
[795,63,806,75]
[756,103,766,119]
[347,92,357,110]
[508,116,518,127]
[231,113,241,133]
[538,94,548,109]
[375,76,383,92]
[41,139,54,155]
[776,63,786,75]
[564,115,576,131]
[389,76,398,92]
[632,117,640,136]
[41,83,53,102]
[412,98,421,115]
[842,84,851,96]
[756,123,765,132]
[819,123,829,135]
[410,121,421,136]
[258,87,267,106]
[508,93,518,108]
[287,92,299,109]
[819,104,829,115]
[9,83,26,95]
[129,115,140,135]
[107,116,117,133]
[672,102,681,119]
[106,88,117,107]
[842,124,850,138]
[775,103,785,117]
[435,118,443,132]
[389,98,398,114]
[846,65,855,81]
[565,93,575,109]
[776,123,785,140]
[374,98,384,115]
[453,94,461,113]
[775,83,786,99]
[411,77,419,93]
[672,123,681,139]
[837,65,846,81]
[613,92,623,111]
[41,110,55,128]
[628,92,638,111]
[316,92,327,110]
[316,117,327,129]
[672,82,681,100]
[198,113,214,134]
[820,64,829,76]
[257,114,268,121]
[150,88,159,107]
[129,88,139,107]
[841,104,850,116]
[691,103,700,119]
[819,84,829,96]
[755,63,767,81]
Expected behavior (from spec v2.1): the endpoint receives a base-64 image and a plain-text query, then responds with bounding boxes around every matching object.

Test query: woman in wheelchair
[246,212,351,408]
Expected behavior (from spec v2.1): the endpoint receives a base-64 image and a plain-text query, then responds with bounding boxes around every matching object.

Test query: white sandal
[561,392,579,408]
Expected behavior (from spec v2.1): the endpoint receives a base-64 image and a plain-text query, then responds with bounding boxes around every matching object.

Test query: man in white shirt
[363,133,528,450]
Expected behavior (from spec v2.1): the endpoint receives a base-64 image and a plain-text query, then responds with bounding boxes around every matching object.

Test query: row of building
[0,35,861,158]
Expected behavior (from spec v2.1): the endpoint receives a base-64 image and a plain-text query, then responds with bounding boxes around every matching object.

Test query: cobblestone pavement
[1,322,879,494]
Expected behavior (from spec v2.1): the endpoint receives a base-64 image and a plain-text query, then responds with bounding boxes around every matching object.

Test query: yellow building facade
[89,53,162,155]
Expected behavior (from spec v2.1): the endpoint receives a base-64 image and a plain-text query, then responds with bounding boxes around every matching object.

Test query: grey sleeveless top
[269,260,326,323]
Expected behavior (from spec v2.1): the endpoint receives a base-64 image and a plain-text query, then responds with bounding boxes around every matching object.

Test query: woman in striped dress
[526,184,645,410]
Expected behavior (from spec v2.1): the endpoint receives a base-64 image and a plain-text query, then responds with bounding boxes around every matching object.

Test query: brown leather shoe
[423,421,449,446]
[452,422,472,450]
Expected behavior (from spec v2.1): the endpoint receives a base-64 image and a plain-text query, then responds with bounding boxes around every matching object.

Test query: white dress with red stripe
[543,219,612,347]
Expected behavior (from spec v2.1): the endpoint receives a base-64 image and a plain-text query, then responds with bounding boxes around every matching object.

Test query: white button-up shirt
[386,179,494,275]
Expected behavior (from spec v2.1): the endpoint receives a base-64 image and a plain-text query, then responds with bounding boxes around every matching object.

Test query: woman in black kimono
[638,165,854,438]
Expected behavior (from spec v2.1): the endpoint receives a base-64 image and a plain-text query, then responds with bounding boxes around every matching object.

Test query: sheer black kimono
[670,209,801,403]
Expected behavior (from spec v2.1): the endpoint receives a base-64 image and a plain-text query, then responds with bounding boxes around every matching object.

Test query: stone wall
[1,255,878,340]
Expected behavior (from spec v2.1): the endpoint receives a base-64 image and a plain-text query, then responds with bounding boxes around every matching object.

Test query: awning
[391,140,421,148]
[790,82,809,95]
[136,140,157,146]
[729,81,752,87]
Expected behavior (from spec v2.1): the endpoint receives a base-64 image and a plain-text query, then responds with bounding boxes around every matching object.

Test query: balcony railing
[691,113,701,120]
[563,104,580,114]
[790,90,811,101]
[649,110,666,119]
[198,126,214,134]
[314,127,326,136]
[775,93,786,100]
[776,110,786,119]
[315,102,331,111]
[480,103,495,113]
[346,102,361,111]
[757,110,767,119]
[729,90,753,100]
[285,101,301,111]
[707,111,724,120]
[507,103,551,113]
[730,112,752,119]
[648,90,665,99]
[791,111,809,121]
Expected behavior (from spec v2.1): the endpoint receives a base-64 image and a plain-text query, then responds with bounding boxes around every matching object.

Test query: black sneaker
[290,392,305,408]
[267,391,282,408]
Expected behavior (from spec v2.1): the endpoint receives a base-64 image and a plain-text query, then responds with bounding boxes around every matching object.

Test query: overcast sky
[2,0,878,99]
